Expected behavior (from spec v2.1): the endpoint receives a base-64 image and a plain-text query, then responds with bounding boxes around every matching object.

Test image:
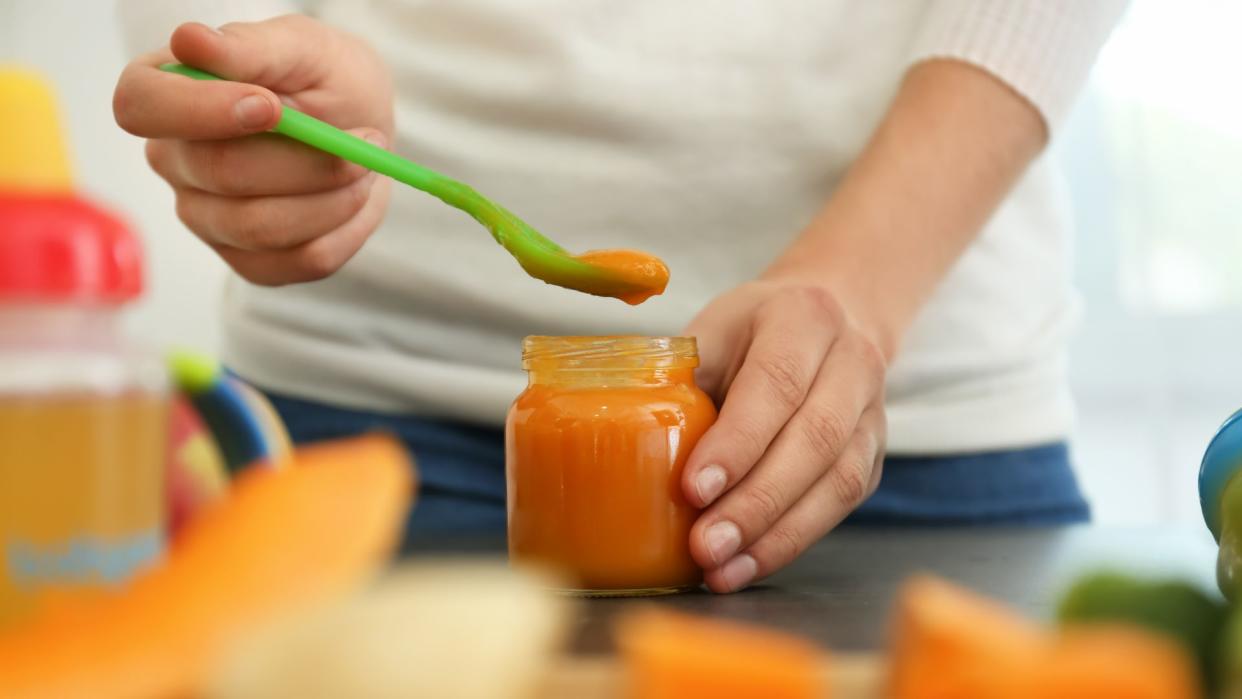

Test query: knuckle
[738,480,785,528]
[852,334,889,376]
[232,263,273,286]
[198,143,245,195]
[292,241,343,282]
[144,140,172,178]
[274,13,317,31]
[230,259,288,288]
[788,284,844,324]
[265,14,333,67]
[112,84,141,134]
[172,194,198,232]
[756,350,808,411]
[230,200,278,249]
[327,156,362,189]
[226,265,252,283]
[873,416,888,456]
[829,455,871,507]
[217,20,262,42]
[209,246,279,287]
[726,412,771,463]
[344,174,373,214]
[801,405,851,461]
[762,524,805,566]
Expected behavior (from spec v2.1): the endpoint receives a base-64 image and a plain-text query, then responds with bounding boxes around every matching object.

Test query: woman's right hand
[113,15,394,285]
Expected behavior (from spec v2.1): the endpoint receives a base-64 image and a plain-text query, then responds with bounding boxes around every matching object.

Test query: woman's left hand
[682,279,888,593]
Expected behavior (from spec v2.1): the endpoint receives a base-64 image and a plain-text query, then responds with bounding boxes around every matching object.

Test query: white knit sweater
[120,0,1127,453]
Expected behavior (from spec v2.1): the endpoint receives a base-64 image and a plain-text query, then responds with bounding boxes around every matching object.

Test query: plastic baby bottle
[0,68,168,624]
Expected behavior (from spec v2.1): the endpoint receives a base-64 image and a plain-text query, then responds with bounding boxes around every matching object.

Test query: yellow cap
[0,67,73,192]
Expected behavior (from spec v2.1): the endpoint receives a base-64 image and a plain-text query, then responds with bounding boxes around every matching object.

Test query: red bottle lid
[0,193,143,304]
[0,68,143,304]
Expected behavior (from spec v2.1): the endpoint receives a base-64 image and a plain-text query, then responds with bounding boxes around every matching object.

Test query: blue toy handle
[1199,407,1242,598]
[1199,408,1242,540]
[169,351,292,473]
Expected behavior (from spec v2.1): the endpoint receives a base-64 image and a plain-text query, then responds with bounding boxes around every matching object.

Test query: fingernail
[362,131,387,148]
[207,25,224,35]
[234,94,274,129]
[719,554,758,592]
[695,465,727,505]
[704,520,741,565]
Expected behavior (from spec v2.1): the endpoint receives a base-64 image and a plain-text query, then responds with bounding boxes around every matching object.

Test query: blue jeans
[260,390,1090,546]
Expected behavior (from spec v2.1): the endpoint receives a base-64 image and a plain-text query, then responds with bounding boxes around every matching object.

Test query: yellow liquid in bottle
[0,392,167,624]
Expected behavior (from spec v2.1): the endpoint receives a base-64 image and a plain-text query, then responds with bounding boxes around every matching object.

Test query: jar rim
[522,335,699,370]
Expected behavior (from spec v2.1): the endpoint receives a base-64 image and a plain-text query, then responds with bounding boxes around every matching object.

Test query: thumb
[684,318,735,404]
[169,15,336,92]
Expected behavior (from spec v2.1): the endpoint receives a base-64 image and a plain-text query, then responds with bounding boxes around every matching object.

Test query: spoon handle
[158,63,499,238]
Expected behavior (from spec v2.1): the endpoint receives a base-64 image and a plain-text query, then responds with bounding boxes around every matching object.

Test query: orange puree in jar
[506,336,717,595]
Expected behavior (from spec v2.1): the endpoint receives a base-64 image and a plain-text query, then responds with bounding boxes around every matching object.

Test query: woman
[115,0,1127,592]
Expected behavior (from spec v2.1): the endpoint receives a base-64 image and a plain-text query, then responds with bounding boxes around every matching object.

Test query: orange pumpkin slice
[889,575,1202,699]
[617,607,825,699]
[0,434,414,699]
[1032,625,1200,699]
[888,575,1048,699]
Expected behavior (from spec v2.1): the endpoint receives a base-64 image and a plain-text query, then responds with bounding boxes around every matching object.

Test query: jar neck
[0,304,124,348]
[522,336,700,388]
[528,366,697,388]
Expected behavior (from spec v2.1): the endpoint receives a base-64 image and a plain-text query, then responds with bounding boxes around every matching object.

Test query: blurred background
[4,0,1238,527]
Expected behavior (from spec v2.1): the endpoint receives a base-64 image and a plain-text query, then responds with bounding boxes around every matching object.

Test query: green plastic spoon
[158,63,667,305]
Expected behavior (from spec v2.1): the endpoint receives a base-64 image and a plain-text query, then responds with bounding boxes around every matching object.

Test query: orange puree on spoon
[569,249,670,305]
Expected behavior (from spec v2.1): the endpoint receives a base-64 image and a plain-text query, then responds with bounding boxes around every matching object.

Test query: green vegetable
[1217,473,1242,601]
[1221,606,1242,699]
[1058,571,1227,692]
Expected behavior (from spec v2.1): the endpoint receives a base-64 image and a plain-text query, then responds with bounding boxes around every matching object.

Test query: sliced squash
[890,575,1206,699]
[0,434,414,699]
[1057,571,1224,691]
[616,607,825,699]
[1032,625,1201,699]
[889,575,1046,699]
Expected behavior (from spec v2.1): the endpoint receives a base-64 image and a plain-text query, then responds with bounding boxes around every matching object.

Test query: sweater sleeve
[908,0,1130,132]
[115,0,308,56]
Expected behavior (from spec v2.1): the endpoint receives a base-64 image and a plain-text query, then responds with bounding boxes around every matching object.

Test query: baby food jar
[506,336,717,596]
[0,69,168,623]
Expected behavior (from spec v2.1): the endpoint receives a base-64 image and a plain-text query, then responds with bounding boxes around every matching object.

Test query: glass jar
[506,336,717,596]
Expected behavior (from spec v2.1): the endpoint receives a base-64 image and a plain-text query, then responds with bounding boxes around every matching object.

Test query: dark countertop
[408,526,1219,655]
